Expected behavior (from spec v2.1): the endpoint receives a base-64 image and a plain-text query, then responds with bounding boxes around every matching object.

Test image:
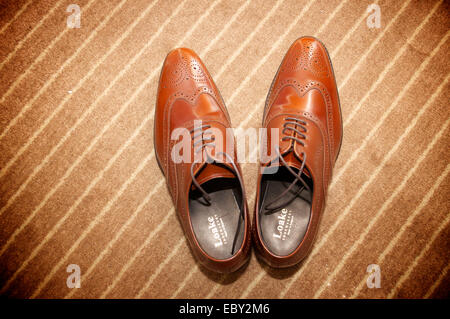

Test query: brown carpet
[0,0,449,299]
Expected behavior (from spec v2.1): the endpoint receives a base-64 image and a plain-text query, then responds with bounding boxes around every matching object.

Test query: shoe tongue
[194,162,237,186]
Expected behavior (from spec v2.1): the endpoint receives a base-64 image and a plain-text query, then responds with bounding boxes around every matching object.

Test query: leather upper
[154,48,251,273]
[254,37,343,267]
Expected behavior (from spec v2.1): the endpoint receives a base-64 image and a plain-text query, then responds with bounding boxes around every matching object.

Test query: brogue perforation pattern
[282,39,330,78]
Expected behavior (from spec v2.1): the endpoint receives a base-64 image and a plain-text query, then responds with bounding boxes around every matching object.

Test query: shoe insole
[189,178,245,260]
[259,167,312,256]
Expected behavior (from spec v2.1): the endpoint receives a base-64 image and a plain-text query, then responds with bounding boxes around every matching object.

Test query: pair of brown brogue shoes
[154,37,342,273]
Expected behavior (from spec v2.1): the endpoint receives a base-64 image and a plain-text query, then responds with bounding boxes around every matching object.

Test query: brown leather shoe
[253,37,343,268]
[154,48,251,273]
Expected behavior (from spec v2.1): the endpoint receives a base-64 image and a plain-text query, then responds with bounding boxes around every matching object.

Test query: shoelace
[189,124,245,254]
[264,117,312,212]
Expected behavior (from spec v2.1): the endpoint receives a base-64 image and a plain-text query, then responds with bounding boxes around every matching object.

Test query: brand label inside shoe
[273,208,294,240]
[208,214,228,247]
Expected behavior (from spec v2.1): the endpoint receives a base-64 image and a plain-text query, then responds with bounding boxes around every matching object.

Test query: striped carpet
[0,0,448,299]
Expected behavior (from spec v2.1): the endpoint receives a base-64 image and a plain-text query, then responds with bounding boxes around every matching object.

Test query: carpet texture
[0,0,449,299]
